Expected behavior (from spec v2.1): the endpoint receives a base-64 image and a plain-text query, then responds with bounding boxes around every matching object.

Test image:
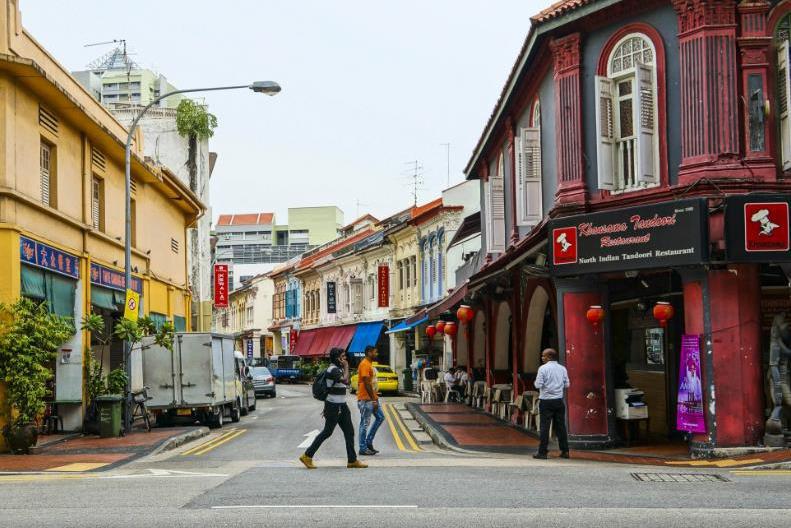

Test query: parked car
[251,366,277,398]
[350,363,399,395]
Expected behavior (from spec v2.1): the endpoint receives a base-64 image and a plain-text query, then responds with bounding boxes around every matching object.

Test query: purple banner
[676,335,706,434]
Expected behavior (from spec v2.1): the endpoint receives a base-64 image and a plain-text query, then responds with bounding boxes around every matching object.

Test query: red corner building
[463,0,791,454]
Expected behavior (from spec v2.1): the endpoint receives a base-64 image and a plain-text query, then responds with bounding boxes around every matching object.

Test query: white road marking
[102,469,228,479]
[298,429,320,448]
[212,505,418,510]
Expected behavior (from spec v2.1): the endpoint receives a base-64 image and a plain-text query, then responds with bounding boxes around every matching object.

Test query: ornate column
[550,33,587,205]
[737,1,776,180]
[673,0,743,183]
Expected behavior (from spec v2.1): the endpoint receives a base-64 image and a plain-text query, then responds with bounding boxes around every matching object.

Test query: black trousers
[305,401,357,463]
[538,398,569,455]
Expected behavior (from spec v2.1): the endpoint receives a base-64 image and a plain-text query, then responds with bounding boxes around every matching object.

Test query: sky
[21,0,555,226]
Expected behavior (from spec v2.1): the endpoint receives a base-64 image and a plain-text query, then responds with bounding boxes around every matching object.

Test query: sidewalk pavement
[0,426,208,473]
[407,402,791,469]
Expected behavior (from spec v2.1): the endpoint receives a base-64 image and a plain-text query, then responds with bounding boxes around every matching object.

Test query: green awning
[21,265,46,299]
[91,286,121,312]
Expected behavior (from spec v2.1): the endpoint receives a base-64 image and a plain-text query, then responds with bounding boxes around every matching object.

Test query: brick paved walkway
[412,403,791,468]
[0,427,201,473]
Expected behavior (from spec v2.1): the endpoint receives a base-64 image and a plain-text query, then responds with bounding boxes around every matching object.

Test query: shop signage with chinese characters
[548,199,708,276]
[327,281,337,314]
[725,194,791,262]
[20,236,80,279]
[90,263,142,293]
[214,264,229,308]
[377,265,389,308]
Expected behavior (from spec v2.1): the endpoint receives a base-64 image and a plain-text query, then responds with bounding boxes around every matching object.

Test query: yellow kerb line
[382,402,410,452]
[181,428,239,456]
[388,404,422,452]
[191,429,246,456]
[731,470,791,476]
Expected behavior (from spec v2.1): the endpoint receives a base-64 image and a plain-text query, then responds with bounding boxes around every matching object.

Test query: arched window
[516,99,543,226]
[595,33,659,193]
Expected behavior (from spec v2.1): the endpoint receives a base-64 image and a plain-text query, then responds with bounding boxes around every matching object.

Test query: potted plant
[0,299,73,454]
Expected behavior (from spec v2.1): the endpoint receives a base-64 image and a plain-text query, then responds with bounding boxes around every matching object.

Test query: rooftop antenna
[440,143,451,187]
[84,39,136,105]
[402,160,424,207]
[355,199,369,218]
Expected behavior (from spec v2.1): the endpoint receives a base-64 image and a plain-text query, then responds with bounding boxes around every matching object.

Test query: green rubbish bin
[402,368,413,393]
[96,395,123,438]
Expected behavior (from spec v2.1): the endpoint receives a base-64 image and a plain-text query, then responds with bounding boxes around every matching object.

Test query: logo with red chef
[744,202,789,252]
[552,226,578,265]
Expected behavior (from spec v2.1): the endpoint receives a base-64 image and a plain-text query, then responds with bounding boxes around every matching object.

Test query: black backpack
[312,369,333,401]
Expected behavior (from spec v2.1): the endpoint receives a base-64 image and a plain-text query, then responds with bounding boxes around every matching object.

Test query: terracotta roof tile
[216,213,274,226]
[531,0,595,23]
[297,228,375,270]
[411,198,443,219]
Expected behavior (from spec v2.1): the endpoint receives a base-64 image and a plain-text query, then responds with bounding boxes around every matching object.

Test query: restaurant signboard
[548,199,708,276]
[725,194,791,262]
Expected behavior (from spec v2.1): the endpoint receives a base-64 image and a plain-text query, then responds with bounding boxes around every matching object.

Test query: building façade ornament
[672,0,737,34]
[549,33,581,75]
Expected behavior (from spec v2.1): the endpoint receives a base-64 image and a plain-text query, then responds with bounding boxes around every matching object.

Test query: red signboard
[377,265,390,308]
[552,226,578,266]
[744,202,790,252]
[214,264,229,308]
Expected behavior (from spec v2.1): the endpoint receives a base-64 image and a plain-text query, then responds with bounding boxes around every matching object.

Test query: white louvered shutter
[779,41,791,170]
[352,281,363,314]
[521,127,543,225]
[488,156,506,252]
[40,143,51,205]
[636,64,657,184]
[91,177,100,229]
[594,76,615,190]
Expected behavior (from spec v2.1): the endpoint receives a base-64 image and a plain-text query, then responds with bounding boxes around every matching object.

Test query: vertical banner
[246,339,254,360]
[214,264,229,308]
[676,335,706,433]
[123,289,140,322]
[377,265,390,308]
[326,281,337,314]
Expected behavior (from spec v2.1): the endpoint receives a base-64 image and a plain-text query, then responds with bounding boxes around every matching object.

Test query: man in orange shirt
[357,346,384,456]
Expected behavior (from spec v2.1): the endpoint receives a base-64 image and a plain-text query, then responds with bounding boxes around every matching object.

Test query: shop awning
[348,321,385,357]
[294,325,358,358]
[386,314,428,334]
[426,282,468,319]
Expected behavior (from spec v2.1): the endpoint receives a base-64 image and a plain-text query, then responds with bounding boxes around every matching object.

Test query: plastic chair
[444,384,461,403]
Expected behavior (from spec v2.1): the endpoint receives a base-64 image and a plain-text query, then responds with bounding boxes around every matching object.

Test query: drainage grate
[631,472,730,483]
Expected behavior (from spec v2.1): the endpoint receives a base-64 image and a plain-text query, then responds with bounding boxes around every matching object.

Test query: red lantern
[586,305,605,328]
[456,305,474,324]
[653,301,674,328]
[444,321,458,337]
[425,325,436,339]
[435,321,446,334]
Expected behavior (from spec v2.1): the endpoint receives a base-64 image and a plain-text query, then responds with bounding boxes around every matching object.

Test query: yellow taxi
[350,363,399,395]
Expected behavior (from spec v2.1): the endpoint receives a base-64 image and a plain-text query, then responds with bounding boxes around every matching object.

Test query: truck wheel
[208,408,223,429]
[231,400,241,423]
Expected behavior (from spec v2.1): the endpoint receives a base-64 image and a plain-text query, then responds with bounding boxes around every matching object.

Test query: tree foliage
[175,99,218,140]
[0,299,73,426]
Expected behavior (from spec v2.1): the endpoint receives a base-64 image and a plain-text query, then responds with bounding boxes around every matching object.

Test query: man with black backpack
[300,348,367,469]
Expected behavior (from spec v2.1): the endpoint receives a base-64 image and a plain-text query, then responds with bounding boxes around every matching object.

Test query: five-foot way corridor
[1,385,791,527]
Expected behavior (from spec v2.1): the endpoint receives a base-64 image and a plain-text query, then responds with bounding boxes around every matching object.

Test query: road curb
[405,402,478,455]
[148,427,210,456]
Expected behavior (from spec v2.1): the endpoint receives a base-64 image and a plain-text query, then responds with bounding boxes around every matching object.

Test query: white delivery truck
[141,332,255,428]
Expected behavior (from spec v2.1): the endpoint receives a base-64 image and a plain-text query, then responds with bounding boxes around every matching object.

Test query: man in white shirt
[532,348,570,460]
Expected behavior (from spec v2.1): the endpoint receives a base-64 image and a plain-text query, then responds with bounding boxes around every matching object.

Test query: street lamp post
[122,81,280,432]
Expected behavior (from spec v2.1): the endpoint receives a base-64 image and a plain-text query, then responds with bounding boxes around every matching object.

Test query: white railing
[615,137,640,192]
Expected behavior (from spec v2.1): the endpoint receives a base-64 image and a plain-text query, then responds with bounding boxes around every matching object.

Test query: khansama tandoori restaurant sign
[548,199,708,276]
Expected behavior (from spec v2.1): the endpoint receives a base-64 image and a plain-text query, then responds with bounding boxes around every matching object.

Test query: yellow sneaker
[299,454,316,469]
[347,460,368,469]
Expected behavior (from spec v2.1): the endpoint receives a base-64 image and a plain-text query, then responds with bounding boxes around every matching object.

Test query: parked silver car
[251,366,277,398]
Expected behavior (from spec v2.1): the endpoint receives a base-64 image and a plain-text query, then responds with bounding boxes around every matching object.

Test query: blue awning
[385,315,428,335]
[348,321,385,357]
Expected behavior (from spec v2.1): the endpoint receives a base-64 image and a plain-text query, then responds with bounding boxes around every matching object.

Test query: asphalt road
[1,385,790,527]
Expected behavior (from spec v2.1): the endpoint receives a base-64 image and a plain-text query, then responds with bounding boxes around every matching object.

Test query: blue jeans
[357,400,385,451]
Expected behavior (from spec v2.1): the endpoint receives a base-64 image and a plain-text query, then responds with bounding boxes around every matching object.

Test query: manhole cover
[631,473,729,483]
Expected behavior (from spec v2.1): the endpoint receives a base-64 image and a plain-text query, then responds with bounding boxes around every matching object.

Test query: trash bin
[402,368,413,393]
[96,395,123,438]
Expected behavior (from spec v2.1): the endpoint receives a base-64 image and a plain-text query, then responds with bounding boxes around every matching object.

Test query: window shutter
[40,143,51,205]
[91,177,100,229]
[490,173,505,251]
[636,64,657,184]
[353,282,363,314]
[779,41,791,170]
[594,76,615,190]
[521,127,543,225]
